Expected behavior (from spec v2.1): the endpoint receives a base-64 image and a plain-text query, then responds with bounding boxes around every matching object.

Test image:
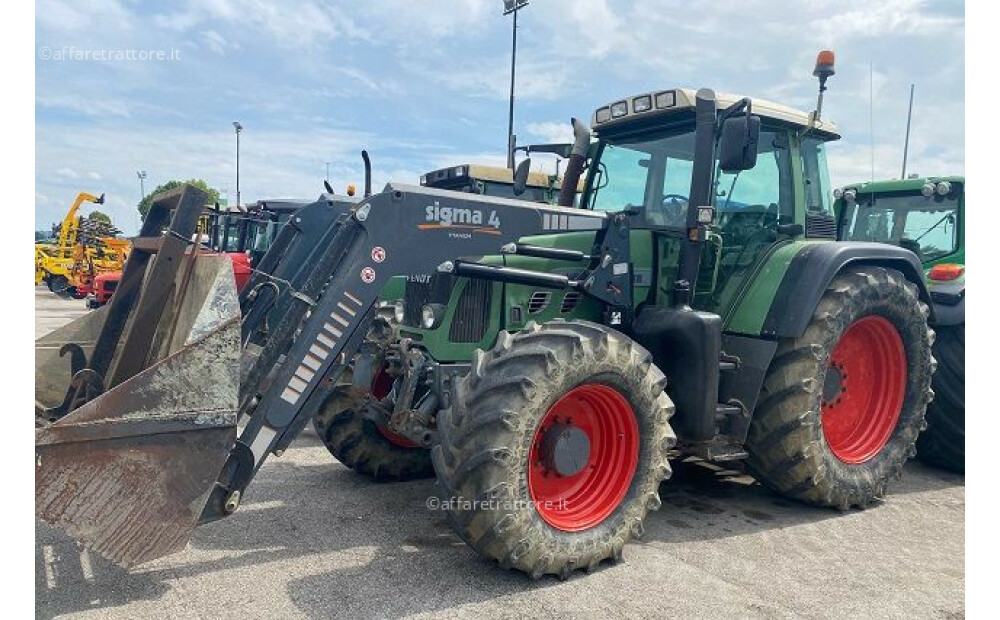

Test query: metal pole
[869,62,874,182]
[506,8,518,169]
[901,84,915,179]
[326,162,330,182]
[235,130,241,208]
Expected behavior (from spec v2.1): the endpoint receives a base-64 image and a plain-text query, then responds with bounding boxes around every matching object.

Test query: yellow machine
[36,192,129,296]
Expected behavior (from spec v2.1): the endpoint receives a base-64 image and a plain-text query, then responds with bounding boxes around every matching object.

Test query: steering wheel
[660,194,689,226]
[662,193,689,206]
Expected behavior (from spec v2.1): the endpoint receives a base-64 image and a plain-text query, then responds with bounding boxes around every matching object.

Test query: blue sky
[35,0,964,234]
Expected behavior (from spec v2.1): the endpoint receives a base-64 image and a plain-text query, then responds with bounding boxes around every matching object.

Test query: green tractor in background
[835,177,965,472]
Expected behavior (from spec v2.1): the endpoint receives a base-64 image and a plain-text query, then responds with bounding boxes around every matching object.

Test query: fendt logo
[420,201,501,238]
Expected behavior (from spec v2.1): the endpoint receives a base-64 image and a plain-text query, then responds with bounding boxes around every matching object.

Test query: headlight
[610,100,628,118]
[654,91,676,109]
[594,107,611,124]
[632,95,652,113]
[394,300,405,323]
[936,181,952,196]
[421,303,445,329]
[921,183,935,197]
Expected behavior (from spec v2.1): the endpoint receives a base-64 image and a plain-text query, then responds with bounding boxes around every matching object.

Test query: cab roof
[839,175,965,194]
[591,88,840,140]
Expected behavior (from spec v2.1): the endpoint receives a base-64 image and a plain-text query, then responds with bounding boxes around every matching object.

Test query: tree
[137,179,220,221]
[88,210,112,224]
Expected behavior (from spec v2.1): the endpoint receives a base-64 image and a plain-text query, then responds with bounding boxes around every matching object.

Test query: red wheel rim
[528,384,639,531]
[821,315,907,464]
[370,365,420,449]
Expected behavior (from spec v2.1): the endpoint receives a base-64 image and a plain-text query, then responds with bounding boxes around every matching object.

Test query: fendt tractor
[835,177,964,472]
[36,52,937,579]
[421,159,573,204]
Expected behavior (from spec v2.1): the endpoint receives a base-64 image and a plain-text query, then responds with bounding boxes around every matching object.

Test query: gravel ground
[35,287,965,619]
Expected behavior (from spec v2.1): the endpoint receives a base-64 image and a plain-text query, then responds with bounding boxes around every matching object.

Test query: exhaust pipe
[557,118,591,207]
[362,150,372,198]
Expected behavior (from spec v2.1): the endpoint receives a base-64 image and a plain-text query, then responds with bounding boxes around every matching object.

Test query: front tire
[746,266,935,509]
[432,320,675,579]
[917,323,964,472]
[312,364,434,482]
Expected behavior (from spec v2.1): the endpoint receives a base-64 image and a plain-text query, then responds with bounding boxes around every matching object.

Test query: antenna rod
[870,62,874,182]
[901,83,915,179]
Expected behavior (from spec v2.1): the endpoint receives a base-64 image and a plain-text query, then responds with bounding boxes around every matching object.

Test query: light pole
[137,170,147,199]
[502,0,528,169]
[232,121,243,209]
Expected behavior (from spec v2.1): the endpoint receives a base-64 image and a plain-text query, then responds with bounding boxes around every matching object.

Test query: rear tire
[312,365,434,482]
[746,266,935,509]
[432,320,675,579]
[917,323,964,472]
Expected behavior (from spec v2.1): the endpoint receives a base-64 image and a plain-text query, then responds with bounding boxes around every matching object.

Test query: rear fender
[759,242,933,339]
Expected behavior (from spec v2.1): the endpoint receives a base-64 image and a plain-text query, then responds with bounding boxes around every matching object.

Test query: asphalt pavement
[34,287,965,619]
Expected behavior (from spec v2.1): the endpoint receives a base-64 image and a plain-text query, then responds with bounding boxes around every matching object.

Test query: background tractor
[835,176,964,472]
[36,52,937,579]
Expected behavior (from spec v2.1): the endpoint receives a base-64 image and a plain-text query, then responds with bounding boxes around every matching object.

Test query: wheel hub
[539,423,590,477]
[821,315,907,464]
[528,383,639,532]
[822,363,845,404]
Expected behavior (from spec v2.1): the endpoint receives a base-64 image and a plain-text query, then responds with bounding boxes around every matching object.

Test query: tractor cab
[834,176,964,266]
[580,88,840,315]
[420,163,561,204]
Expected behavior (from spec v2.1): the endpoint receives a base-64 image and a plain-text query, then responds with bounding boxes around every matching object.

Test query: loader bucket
[35,254,241,568]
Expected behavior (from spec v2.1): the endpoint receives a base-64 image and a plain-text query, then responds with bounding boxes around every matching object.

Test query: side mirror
[718,115,760,173]
[512,157,532,196]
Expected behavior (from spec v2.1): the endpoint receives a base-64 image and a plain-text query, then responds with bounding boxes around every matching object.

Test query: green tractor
[36,52,937,578]
[420,162,566,203]
[835,176,964,472]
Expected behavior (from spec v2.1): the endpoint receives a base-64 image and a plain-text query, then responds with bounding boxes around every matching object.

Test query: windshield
[589,128,695,227]
[840,191,960,261]
[588,126,793,229]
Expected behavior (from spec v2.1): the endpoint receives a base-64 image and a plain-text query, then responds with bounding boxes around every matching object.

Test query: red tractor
[85,252,251,309]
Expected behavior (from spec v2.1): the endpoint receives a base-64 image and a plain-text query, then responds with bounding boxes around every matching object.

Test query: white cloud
[526,121,574,144]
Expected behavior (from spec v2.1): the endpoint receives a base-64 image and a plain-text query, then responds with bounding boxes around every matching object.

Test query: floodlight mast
[503,0,529,169]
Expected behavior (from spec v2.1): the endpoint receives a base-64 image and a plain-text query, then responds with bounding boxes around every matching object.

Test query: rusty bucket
[35,254,241,568]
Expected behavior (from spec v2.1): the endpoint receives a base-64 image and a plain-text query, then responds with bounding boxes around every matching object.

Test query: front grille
[560,291,581,313]
[528,291,551,314]
[448,279,491,342]
[402,274,454,326]
[806,212,837,239]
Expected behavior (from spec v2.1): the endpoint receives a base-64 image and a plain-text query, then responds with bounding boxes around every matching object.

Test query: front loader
[37,52,937,579]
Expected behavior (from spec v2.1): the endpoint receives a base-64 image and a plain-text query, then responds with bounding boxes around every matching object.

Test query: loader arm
[202,184,634,521]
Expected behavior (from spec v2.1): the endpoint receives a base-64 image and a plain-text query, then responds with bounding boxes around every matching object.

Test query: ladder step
[716,404,743,417]
[719,360,738,373]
